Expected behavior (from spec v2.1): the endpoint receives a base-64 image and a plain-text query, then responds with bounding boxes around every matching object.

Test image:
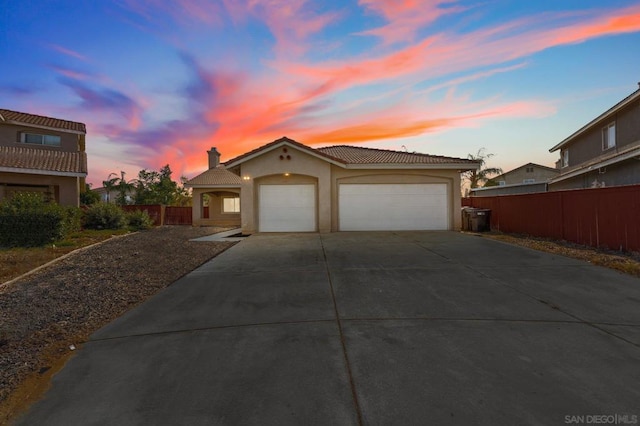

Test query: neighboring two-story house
[0,109,88,206]
[548,85,640,190]
[492,163,560,186]
[470,162,559,196]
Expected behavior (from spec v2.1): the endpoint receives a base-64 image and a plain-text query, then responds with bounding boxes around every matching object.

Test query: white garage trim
[339,183,449,231]
[259,184,316,232]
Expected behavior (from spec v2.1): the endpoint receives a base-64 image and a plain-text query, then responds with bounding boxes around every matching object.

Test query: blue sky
[2,0,640,185]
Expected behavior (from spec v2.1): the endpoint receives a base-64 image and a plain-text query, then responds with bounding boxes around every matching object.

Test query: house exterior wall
[237,145,332,233]
[329,168,462,231]
[555,96,640,189]
[550,158,640,191]
[0,121,86,206]
[191,188,241,227]
[236,145,465,233]
[499,167,558,185]
[0,171,80,205]
[617,99,640,149]
[0,124,82,152]
[206,190,241,227]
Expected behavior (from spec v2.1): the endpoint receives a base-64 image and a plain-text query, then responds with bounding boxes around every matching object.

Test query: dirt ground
[480,232,640,278]
[0,226,235,424]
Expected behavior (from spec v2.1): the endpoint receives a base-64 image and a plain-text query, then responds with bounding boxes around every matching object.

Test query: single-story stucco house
[185,137,479,233]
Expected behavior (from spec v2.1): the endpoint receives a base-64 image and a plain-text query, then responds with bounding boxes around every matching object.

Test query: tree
[462,148,503,189]
[103,171,136,205]
[80,183,100,206]
[133,165,191,206]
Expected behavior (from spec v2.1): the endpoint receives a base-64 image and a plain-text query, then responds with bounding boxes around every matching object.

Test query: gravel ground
[0,226,236,420]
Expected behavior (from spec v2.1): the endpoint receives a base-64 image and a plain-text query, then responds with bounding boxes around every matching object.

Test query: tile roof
[185,166,242,186]
[225,136,478,167]
[224,137,315,165]
[0,146,87,175]
[0,109,86,133]
[317,145,478,165]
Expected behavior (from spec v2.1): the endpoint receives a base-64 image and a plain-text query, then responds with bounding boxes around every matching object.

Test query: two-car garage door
[339,183,448,231]
[258,183,449,232]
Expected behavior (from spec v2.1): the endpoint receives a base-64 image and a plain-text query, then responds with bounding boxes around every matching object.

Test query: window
[562,149,569,168]
[222,196,240,213]
[523,178,535,184]
[21,133,61,146]
[498,181,506,186]
[526,167,534,173]
[602,122,615,150]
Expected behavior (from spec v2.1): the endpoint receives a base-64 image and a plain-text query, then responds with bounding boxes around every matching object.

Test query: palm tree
[103,171,136,205]
[463,148,503,189]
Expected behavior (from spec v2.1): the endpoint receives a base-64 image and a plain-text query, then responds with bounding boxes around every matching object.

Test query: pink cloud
[223,0,341,58]
[357,0,466,45]
[119,0,224,26]
[88,2,640,182]
[48,44,88,61]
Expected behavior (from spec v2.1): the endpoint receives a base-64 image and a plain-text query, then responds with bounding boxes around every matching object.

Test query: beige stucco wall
[191,188,241,227]
[0,172,81,206]
[235,143,464,232]
[238,145,332,233]
[330,167,463,231]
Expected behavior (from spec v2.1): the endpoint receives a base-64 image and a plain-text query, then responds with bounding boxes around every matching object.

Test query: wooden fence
[121,205,193,226]
[463,184,640,252]
[165,207,192,225]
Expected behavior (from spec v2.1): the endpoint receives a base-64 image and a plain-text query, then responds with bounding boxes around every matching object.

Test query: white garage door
[339,183,448,231]
[259,184,316,232]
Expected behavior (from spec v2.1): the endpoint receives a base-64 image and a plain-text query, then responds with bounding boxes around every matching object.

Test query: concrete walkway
[16,232,640,425]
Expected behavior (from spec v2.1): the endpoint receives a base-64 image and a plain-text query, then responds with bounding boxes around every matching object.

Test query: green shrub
[83,203,127,230]
[63,206,83,234]
[126,210,154,230]
[0,192,78,247]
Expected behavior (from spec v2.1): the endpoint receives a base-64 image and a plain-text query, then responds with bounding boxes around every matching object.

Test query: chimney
[208,147,221,169]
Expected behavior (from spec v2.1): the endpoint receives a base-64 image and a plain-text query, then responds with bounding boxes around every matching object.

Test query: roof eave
[0,166,87,177]
[225,139,346,168]
[471,181,549,191]
[549,89,640,152]
[549,146,640,184]
[3,120,86,135]
[185,183,242,188]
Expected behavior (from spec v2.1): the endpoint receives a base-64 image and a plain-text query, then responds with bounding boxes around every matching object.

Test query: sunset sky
[2,0,640,186]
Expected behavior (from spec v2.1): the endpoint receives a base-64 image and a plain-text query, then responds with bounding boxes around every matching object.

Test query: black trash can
[462,207,491,232]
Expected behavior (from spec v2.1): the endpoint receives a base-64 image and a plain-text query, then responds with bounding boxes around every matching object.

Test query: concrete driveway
[16,232,640,425]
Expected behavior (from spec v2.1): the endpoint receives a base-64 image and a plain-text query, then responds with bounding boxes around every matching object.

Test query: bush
[63,206,83,234]
[83,203,127,230]
[0,192,81,247]
[126,210,154,230]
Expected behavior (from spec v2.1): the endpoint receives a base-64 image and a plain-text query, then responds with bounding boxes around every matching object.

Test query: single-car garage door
[339,183,448,231]
[259,184,316,232]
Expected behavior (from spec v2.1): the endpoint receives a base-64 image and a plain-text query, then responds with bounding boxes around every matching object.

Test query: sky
[2,0,640,186]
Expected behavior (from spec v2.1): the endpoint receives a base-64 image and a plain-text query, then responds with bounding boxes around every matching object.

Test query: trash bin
[461,207,491,232]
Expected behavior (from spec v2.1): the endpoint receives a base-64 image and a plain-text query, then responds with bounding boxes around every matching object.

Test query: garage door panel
[259,185,316,232]
[339,183,448,231]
